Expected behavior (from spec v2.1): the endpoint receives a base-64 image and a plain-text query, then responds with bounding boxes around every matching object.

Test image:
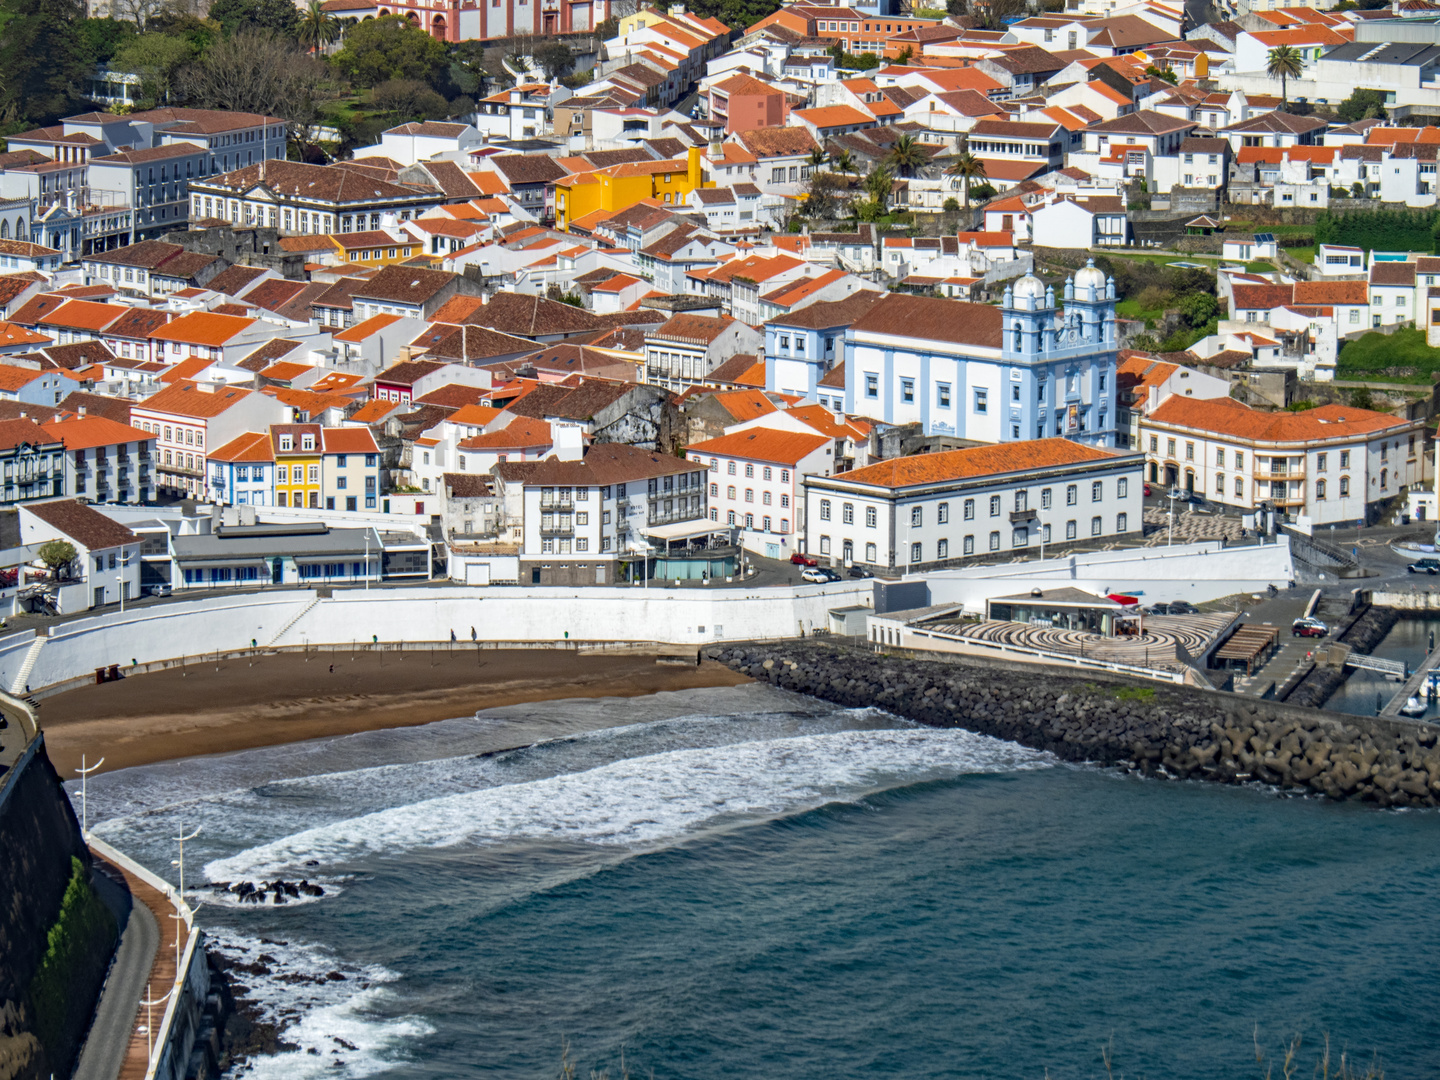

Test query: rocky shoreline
[710,639,1440,808]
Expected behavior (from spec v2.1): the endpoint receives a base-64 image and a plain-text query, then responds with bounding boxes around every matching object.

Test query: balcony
[540,522,575,537]
[539,495,573,508]
[1010,508,1037,524]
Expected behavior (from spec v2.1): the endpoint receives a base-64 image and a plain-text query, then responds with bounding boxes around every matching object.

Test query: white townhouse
[1370,261,1417,328]
[843,267,1119,447]
[803,438,1143,573]
[687,427,832,559]
[492,443,712,586]
[1140,398,1428,527]
[18,498,143,612]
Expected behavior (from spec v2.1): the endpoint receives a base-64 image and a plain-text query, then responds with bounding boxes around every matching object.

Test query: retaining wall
[712,640,1440,808]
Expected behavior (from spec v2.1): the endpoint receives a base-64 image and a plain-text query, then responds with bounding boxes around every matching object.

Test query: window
[1066,484,1077,506]
[911,542,922,563]
[1092,481,1103,502]
[974,388,987,413]
[911,506,923,527]
[1340,451,1350,468]
[820,499,831,520]
[763,466,772,481]
[866,542,877,562]
[937,538,949,559]
[710,483,718,497]
[745,463,754,478]
[865,506,876,527]
[1340,476,1350,497]
[820,535,831,554]
[1216,473,1224,494]
[745,489,754,503]
[781,470,789,484]
[1117,479,1127,498]
[1235,477,1243,497]
[1012,384,1021,402]
[1117,513,1128,532]
[1167,438,1176,457]
[1065,520,1076,540]
[901,378,915,403]
[1014,490,1027,512]
[726,485,736,500]
[1185,442,1195,461]
[1317,479,1326,499]
[1092,516,1102,536]
[937,383,951,408]
[963,535,974,555]
[963,499,974,520]
[989,531,1000,551]
[938,502,949,525]
[842,502,854,523]
[1235,452,1244,470]
[989,495,1001,517]
[865,373,878,398]
[763,492,772,506]
[1149,436,1158,453]
[1013,527,1028,548]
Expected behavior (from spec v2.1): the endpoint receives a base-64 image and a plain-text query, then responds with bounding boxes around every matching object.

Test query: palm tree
[1266,45,1305,107]
[296,0,340,54]
[864,165,894,211]
[946,150,988,209]
[832,147,856,177]
[886,133,928,178]
[807,146,828,170]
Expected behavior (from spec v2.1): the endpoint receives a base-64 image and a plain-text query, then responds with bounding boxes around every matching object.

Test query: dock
[1380,642,1440,718]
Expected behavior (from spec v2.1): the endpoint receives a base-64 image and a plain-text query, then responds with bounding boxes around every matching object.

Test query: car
[145,584,172,597]
[1409,558,1440,575]
[790,552,818,567]
[800,567,831,583]
[1145,603,1171,615]
[1143,483,1152,497]
[818,567,843,581]
[848,566,875,579]
[1293,617,1328,639]
[1167,600,1198,615]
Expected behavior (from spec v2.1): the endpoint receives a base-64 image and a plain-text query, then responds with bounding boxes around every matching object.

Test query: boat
[1400,695,1428,718]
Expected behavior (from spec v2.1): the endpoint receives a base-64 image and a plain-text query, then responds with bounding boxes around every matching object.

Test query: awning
[643,519,730,542]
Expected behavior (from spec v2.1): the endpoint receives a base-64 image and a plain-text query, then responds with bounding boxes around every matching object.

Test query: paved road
[73,869,158,1080]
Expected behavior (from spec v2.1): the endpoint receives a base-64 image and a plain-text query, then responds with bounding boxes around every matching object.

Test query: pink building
[708,74,788,136]
[321,0,609,40]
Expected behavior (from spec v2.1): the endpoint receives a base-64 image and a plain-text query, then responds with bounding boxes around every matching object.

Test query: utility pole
[73,755,103,837]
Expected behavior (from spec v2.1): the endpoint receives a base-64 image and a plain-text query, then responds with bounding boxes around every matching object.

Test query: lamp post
[73,754,103,837]
[364,529,371,591]
[171,823,200,906]
[118,549,129,613]
[140,983,172,1065]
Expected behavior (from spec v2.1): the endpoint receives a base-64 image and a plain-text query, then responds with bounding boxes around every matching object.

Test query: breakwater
[1284,604,1400,708]
[710,640,1440,808]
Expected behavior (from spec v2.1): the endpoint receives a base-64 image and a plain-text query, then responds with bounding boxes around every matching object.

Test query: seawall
[0,737,117,1080]
[710,640,1440,808]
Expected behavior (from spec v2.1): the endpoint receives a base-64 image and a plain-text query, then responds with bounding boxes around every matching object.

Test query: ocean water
[76,684,1440,1080]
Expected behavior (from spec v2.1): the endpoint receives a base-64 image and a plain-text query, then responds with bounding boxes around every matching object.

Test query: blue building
[841,262,1118,447]
[764,291,885,408]
[207,430,275,506]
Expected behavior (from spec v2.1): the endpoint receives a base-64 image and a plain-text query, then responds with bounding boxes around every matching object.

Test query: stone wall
[710,639,1440,808]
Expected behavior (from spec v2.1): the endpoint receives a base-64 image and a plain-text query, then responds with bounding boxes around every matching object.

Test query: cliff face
[0,740,117,1080]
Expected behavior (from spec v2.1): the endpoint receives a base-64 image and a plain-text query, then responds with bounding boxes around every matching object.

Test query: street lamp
[73,754,104,837]
[118,549,129,613]
[171,823,200,906]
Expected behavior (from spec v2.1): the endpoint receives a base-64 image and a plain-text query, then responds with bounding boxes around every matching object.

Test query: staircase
[10,636,45,696]
[267,594,323,648]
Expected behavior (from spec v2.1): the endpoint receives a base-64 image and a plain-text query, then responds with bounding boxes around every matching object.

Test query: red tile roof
[687,426,829,466]
[1147,398,1410,442]
[837,438,1123,488]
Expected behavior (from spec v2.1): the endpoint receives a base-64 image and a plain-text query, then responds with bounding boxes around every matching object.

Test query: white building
[1140,398,1428,526]
[803,438,1144,573]
[18,498,142,611]
[687,427,832,558]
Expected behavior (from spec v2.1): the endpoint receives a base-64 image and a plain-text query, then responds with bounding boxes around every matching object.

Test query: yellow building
[556,146,708,231]
[272,423,323,509]
[327,230,420,268]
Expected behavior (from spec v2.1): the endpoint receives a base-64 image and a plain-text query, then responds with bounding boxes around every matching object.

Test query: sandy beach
[40,647,750,776]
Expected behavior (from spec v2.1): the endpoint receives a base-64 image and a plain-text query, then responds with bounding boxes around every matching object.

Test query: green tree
[38,540,76,580]
[75,17,137,67]
[831,147,856,176]
[180,28,335,137]
[0,0,91,125]
[533,39,574,80]
[594,16,618,37]
[1337,87,1387,123]
[295,0,340,53]
[208,0,301,38]
[807,145,828,169]
[1178,291,1217,328]
[942,196,960,212]
[946,149,987,208]
[110,32,196,105]
[329,14,449,88]
[452,39,494,99]
[1144,63,1177,84]
[1266,44,1305,106]
[370,77,447,120]
[886,133,927,178]
[1350,387,1376,411]
[864,164,894,209]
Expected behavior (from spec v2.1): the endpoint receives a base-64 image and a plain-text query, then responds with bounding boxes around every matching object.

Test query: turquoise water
[79,685,1440,1080]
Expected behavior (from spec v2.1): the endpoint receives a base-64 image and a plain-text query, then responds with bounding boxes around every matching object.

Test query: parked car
[1292,617,1328,639]
[1145,603,1171,615]
[1167,600,1198,615]
[848,566,875,579]
[800,567,831,583]
[145,584,172,597]
[1409,558,1440,575]
[1143,483,1152,497]
[790,552,818,567]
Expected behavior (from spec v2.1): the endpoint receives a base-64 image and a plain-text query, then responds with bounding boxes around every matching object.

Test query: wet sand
[41,648,750,777]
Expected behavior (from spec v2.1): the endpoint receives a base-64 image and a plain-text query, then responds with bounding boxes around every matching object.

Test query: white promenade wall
[921,537,1295,611]
[11,583,872,693]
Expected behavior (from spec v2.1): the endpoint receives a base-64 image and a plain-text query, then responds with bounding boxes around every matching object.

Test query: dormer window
[279,435,293,451]
[302,435,315,451]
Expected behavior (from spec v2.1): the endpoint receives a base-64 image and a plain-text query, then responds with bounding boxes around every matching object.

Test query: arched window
[1381,468,1388,489]
[1316,479,1326,500]
[15,219,26,241]
[1012,322,1022,351]
[1,220,11,240]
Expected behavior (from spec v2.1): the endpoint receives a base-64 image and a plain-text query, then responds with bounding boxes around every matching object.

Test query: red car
[1143,483,1152,497]
[790,552,818,567]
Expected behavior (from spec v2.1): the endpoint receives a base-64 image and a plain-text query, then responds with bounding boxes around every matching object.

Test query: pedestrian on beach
[451,629,456,642]
[470,626,476,641]
[329,664,334,673]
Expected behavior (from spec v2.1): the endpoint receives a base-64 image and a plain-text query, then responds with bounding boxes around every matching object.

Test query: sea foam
[206,727,1052,882]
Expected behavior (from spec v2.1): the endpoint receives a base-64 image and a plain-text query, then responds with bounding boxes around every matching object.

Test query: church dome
[1011,273,1045,301]
[1074,259,1107,293]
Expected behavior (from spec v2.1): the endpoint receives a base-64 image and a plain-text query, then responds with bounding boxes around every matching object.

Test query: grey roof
[173,523,376,562]
[1323,41,1440,66]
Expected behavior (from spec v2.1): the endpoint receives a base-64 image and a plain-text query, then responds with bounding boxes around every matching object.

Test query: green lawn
[1116,297,1165,326]
[1245,259,1276,273]
[1337,327,1440,384]
[1283,245,1316,264]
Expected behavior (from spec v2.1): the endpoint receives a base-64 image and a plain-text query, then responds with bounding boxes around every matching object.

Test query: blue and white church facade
[841,261,1119,447]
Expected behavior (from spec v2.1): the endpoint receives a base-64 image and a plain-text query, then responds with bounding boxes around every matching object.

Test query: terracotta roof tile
[839,438,1122,488]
